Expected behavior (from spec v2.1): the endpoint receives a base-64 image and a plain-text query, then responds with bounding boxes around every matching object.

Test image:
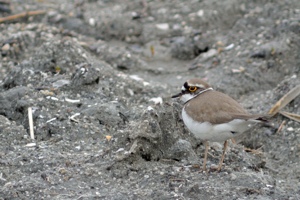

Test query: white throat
[181,87,213,103]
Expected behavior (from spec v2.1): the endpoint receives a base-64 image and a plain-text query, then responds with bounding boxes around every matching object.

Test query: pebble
[230,173,237,180]
[25,143,36,147]
[75,145,81,150]
[287,127,294,132]
[197,10,204,17]
[225,43,235,50]
[156,23,169,31]
[2,43,10,51]
[200,49,218,61]
[149,97,163,105]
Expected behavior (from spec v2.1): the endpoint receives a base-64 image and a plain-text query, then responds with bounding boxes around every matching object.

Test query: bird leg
[217,140,228,171]
[202,141,209,171]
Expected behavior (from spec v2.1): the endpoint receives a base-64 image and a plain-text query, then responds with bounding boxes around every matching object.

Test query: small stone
[75,145,81,150]
[225,43,235,50]
[230,174,237,181]
[58,168,67,175]
[149,97,163,105]
[287,127,294,132]
[89,18,96,26]
[166,139,198,164]
[197,10,204,17]
[131,11,140,19]
[25,143,36,147]
[2,43,10,51]
[291,74,297,79]
[200,49,218,61]
[156,23,169,31]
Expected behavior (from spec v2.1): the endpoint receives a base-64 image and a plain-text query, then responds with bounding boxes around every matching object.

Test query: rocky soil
[0,0,300,199]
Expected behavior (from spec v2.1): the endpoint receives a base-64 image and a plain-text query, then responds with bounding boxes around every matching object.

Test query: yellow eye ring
[189,86,197,92]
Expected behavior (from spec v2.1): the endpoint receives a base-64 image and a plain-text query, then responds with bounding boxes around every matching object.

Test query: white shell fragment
[25,143,36,147]
[65,98,81,103]
[156,23,169,30]
[225,43,235,50]
[147,106,154,111]
[46,118,57,123]
[46,96,59,101]
[149,97,163,105]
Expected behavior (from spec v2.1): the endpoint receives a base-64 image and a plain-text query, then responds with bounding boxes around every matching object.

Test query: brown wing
[185,90,261,124]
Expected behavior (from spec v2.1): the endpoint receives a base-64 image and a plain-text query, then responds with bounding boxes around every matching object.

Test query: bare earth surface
[0,0,300,199]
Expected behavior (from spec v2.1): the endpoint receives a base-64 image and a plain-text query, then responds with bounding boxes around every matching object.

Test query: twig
[268,85,300,116]
[0,10,46,23]
[244,147,263,155]
[69,113,80,123]
[276,120,286,134]
[46,118,57,123]
[141,0,149,17]
[28,107,35,140]
[278,111,300,123]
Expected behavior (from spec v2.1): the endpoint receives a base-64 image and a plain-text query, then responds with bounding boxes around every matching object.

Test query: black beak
[171,92,182,98]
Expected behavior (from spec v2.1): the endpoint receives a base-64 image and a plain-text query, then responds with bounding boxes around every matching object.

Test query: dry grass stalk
[0,10,46,23]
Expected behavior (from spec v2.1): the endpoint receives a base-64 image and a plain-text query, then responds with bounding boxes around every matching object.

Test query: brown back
[184,90,261,124]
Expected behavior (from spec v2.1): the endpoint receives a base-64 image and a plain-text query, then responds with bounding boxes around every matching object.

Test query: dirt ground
[0,0,300,199]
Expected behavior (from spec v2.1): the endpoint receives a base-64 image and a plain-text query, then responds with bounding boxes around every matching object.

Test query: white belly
[182,109,254,142]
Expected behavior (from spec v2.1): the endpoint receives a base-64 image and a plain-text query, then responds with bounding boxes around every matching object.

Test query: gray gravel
[0,0,300,199]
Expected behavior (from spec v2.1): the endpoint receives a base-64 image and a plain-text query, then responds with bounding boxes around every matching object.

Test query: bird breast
[181,108,253,142]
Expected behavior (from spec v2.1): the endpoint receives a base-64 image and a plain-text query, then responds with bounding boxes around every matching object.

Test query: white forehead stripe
[186,82,207,88]
[181,87,213,104]
[194,84,205,88]
[198,87,213,94]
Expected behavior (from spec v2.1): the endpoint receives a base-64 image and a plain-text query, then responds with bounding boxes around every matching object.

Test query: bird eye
[189,86,197,92]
